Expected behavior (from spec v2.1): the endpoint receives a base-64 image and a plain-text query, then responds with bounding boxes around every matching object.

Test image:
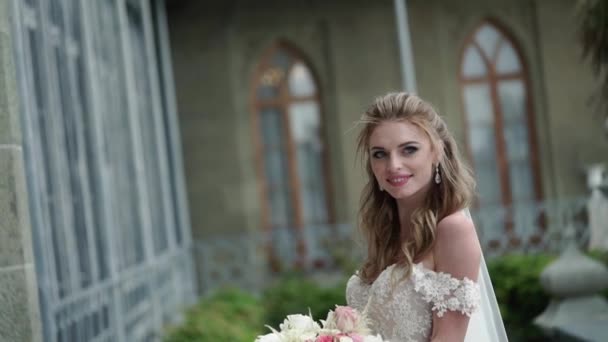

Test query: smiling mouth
[387,176,411,187]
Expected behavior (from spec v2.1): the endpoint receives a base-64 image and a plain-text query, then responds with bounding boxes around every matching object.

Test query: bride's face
[368,120,437,200]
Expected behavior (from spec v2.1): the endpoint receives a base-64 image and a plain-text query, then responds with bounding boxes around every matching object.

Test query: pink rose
[316,335,335,342]
[334,306,360,333]
[348,333,364,342]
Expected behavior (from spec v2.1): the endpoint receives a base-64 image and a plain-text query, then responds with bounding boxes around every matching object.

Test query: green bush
[163,288,265,342]
[166,251,608,342]
[163,274,347,341]
[488,251,608,342]
[262,273,347,329]
[488,254,556,341]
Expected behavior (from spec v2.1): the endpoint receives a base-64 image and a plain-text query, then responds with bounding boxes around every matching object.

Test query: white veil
[464,209,509,342]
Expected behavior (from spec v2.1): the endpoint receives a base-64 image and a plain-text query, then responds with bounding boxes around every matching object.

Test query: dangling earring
[379,185,384,191]
[435,165,441,184]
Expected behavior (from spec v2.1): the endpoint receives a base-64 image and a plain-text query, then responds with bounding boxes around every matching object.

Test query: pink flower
[348,333,364,342]
[316,335,335,342]
[334,306,360,333]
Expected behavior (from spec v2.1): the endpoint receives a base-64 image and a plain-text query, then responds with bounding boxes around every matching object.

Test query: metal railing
[194,197,590,294]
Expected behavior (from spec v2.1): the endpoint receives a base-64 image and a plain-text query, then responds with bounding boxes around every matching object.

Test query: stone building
[167,0,608,292]
[1,0,607,341]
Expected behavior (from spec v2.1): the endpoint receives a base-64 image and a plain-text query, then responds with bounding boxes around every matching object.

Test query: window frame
[458,19,543,212]
[250,40,334,268]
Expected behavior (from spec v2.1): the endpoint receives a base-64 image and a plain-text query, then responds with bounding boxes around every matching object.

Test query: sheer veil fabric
[464,208,509,341]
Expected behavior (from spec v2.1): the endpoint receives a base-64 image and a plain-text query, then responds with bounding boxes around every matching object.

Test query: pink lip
[386,175,412,187]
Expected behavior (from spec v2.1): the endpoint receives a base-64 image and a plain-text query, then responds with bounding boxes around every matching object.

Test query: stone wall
[0,0,41,340]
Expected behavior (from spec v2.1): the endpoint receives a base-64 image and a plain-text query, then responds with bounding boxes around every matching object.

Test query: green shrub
[163,288,264,342]
[166,251,608,341]
[262,273,347,330]
[487,252,608,341]
[488,254,556,342]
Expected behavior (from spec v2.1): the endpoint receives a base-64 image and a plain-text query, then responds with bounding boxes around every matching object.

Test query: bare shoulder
[434,210,481,280]
[436,210,476,240]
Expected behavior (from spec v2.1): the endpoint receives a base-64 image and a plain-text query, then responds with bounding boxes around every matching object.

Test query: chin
[388,188,417,199]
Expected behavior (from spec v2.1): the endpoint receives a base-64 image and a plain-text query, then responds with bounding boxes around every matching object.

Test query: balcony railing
[194,197,591,295]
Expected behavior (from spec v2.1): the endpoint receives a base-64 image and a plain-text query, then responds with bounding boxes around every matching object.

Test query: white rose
[363,334,386,342]
[255,332,282,342]
[339,337,353,342]
[281,328,317,342]
[321,311,337,329]
[279,314,320,332]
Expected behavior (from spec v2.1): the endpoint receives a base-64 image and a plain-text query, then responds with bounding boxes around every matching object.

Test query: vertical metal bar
[62,0,101,287]
[153,0,196,303]
[40,0,84,298]
[117,0,155,265]
[393,0,417,93]
[139,0,169,330]
[141,0,176,254]
[153,0,194,254]
[117,1,157,338]
[79,0,125,340]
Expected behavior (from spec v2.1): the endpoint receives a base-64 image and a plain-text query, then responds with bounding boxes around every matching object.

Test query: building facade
[167,0,608,292]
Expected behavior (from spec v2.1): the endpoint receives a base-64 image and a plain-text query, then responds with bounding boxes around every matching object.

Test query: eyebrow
[370,141,420,150]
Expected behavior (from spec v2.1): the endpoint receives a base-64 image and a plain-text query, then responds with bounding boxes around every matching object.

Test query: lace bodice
[346,263,481,342]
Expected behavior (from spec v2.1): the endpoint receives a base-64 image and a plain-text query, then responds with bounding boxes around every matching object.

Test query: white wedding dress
[346,213,509,341]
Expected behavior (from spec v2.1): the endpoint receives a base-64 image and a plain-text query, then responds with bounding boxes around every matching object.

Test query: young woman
[346,92,507,342]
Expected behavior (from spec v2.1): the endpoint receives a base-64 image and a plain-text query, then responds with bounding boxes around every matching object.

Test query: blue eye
[372,151,386,159]
[403,146,418,155]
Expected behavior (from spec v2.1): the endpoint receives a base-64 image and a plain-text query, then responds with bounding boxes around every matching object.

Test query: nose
[387,153,402,172]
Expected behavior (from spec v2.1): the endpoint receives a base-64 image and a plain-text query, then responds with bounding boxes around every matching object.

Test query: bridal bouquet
[255,305,387,342]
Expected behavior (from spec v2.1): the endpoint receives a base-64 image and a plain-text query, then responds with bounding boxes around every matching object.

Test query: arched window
[252,42,332,269]
[460,21,542,241]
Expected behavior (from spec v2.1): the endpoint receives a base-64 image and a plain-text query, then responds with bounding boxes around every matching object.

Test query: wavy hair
[356,92,475,284]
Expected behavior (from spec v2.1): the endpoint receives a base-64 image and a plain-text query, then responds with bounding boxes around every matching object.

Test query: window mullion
[117,0,155,265]
[38,0,82,297]
[140,0,176,254]
[151,0,193,250]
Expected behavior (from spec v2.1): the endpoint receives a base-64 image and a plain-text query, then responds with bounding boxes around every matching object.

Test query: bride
[346,92,508,341]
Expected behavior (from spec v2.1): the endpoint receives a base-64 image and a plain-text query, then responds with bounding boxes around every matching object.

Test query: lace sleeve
[412,264,481,317]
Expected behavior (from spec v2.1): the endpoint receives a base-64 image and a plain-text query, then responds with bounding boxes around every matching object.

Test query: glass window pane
[288,63,316,97]
[496,41,521,74]
[288,102,321,144]
[260,107,282,148]
[463,83,494,125]
[288,101,328,225]
[498,80,525,123]
[269,187,292,228]
[499,79,531,162]
[464,83,501,206]
[271,49,291,71]
[476,161,502,205]
[509,161,534,201]
[503,122,529,160]
[257,83,279,100]
[264,149,287,186]
[469,125,498,159]
[475,24,500,59]
[49,0,64,29]
[462,46,487,78]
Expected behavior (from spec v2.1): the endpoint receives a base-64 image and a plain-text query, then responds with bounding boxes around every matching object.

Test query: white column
[393,0,417,93]
[586,163,608,250]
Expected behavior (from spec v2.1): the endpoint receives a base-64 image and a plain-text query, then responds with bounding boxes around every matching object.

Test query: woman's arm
[430,211,481,342]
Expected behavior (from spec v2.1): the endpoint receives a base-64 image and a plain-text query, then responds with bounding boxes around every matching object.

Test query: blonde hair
[356,92,475,284]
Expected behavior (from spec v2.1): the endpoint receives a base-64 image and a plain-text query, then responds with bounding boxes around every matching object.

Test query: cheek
[370,161,384,179]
